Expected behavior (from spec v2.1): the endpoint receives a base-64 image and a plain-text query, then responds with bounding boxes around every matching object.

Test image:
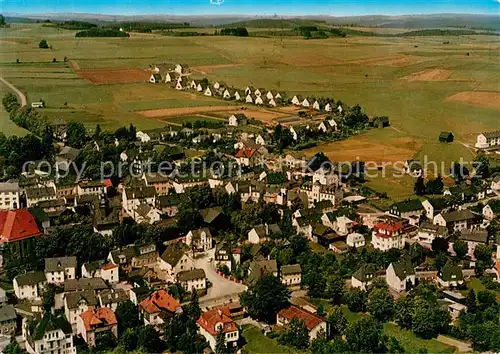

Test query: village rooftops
[0,304,16,323]
[143,172,170,184]
[160,245,187,266]
[139,289,181,314]
[65,290,98,309]
[45,257,77,273]
[373,220,403,236]
[177,268,206,282]
[200,207,223,224]
[483,131,500,139]
[391,257,415,280]
[441,209,479,223]
[30,313,72,341]
[0,182,19,192]
[80,307,117,331]
[124,186,157,199]
[99,288,128,305]
[352,263,378,282]
[281,264,302,275]
[0,209,42,243]
[459,229,488,243]
[15,271,46,287]
[278,305,324,330]
[235,148,260,159]
[439,260,463,282]
[197,307,237,335]
[25,186,56,199]
[64,278,108,292]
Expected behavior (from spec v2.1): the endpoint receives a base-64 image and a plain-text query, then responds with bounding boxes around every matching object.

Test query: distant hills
[4,13,500,30]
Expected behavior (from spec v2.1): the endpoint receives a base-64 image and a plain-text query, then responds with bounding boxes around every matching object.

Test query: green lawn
[242,325,297,354]
[0,82,29,136]
[164,115,224,125]
[383,323,455,354]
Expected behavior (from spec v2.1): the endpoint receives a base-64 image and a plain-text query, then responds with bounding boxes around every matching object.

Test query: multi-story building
[475,131,500,149]
[77,308,118,347]
[197,307,239,351]
[23,313,75,354]
[0,182,20,210]
[280,264,302,287]
[177,268,207,292]
[277,305,328,341]
[139,289,182,327]
[44,257,77,285]
[13,271,46,300]
[371,221,405,251]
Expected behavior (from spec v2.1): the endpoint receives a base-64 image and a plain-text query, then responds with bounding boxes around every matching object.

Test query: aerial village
[0,62,500,354]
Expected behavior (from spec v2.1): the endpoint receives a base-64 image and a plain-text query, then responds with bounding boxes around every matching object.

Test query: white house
[186,228,213,251]
[346,233,365,248]
[213,81,221,90]
[312,100,320,110]
[280,264,302,287]
[0,182,20,210]
[248,224,282,244]
[81,261,119,284]
[437,260,464,288]
[268,98,277,107]
[64,290,99,330]
[23,314,75,354]
[157,246,192,281]
[475,131,500,149]
[254,88,263,97]
[234,91,242,101]
[177,268,207,292]
[14,272,46,300]
[266,91,274,100]
[301,98,310,108]
[197,307,239,351]
[371,220,405,251]
[204,87,213,96]
[483,200,500,220]
[325,103,332,112]
[255,96,264,105]
[335,216,354,235]
[291,95,302,106]
[245,94,253,103]
[223,89,232,99]
[44,257,77,285]
[351,263,377,290]
[386,258,416,292]
[277,305,327,341]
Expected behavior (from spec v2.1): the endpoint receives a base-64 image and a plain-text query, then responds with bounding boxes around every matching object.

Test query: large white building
[475,131,500,149]
[197,307,239,351]
[44,257,77,285]
[371,221,406,251]
[0,182,20,210]
[24,314,75,354]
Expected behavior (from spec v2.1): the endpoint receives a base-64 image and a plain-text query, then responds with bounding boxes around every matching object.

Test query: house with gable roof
[23,313,75,354]
[77,307,118,347]
[277,305,328,341]
[157,244,192,280]
[44,257,77,285]
[386,257,416,292]
[0,209,42,260]
[186,228,213,251]
[197,306,239,351]
[139,289,182,326]
[64,290,99,331]
[437,260,464,288]
[351,263,378,290]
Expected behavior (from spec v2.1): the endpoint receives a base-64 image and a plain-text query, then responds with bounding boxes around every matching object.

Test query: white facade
[346,233,365,248]
[475,132,500,149]
[24,319,75,354]
[0,183,20,210]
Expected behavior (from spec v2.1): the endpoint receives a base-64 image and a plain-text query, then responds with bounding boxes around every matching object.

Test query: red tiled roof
[197,307,237,335]
[80,307,117,331]
[278,305,324,330]
[101,263,118,271]
[235,148,258,158]
[102,179,112,188]
[139,289,181,314]
[374,221,403,233]
[0,209,42,243]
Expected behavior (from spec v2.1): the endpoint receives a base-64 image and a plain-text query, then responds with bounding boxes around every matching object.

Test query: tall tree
[115,300,141,333]
[66,122,87,148]
[414,176,426,195]
[184,290,201,321]
[137,325,163,353]
[368,287,394,321]
[345,316,382,353]
[278,318,310,349]
[215,328,230,354]
[239,274,290,323]
[465,289,476,313]
[327,306,347,337]
[453,240,468,260]
[394,295,414,329]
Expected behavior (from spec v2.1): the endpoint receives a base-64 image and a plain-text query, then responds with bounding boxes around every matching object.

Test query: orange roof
[197,307,237,335]
[374,221,403,233]
[139,289,181,314]
[278,305,324,330]
[80,307,117,331]
[101,263,118,271]
[0,209,42,243]
[235,148,258,159]
[102,179,112,188]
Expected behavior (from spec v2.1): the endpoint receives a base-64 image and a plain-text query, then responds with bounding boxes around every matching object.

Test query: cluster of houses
[475,130,500,150]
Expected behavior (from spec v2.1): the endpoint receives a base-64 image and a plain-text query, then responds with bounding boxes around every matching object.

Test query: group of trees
[219,27,249,37]
[414,175,444,195]
[38,39,50,48]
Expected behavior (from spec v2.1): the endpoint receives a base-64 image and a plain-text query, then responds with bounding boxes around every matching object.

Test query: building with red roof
[139,289,182,327]
[277,305,328,341]
[371,220,405,251]
[77,307,118,347]
[234,148,262,167]
[0,209,42,259]
[197,306,239,351]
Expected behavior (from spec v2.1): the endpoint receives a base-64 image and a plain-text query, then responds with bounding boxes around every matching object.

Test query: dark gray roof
[99,288,128,305]
[124,186,157,199]
[483,131,500,139]
[64,278,108,292]
[15,272,46,286]
[31,313,72,340]
[391,257,415,280]
[160,245,186,266]
[83,260,105,272]
[177,268,206,282]
[442,210,479,223]
[65,290,98,309]
[281,264,301,275]
[459,229,488,243]
[247,259,278,284]
[25,186,56,199]
[352,263,378,282]
[200,207,223,224]
[189,228,212,241]
[0,305,16,322]
[45,257,77,273]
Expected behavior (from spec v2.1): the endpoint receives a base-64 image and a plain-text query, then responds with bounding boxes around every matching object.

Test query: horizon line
[4,11,499,18]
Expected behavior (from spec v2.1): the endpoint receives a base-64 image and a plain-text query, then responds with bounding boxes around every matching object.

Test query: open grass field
[242,325,297,354]
[0,81,29,136]
[162,115,225,125]
[1,23,498,197]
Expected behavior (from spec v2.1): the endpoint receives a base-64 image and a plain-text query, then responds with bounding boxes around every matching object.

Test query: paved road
[0,76,27,107]
[190,248,247,309]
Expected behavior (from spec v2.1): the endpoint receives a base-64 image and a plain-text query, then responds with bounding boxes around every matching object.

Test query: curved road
[0,77,27,107]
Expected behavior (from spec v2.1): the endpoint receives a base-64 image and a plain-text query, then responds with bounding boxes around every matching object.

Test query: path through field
[0,77,27,107]
[436,335,472,353]
[68,59,80,71]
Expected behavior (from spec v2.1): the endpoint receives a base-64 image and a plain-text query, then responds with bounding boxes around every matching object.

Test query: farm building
[245,94,254,104]
[439,131,454,143]
[475,131,500,149]
[228,114,248,127]
[31,101,45,108]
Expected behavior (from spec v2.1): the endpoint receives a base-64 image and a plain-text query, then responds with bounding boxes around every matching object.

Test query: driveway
[0,77,27,107]
[190,248,247,309]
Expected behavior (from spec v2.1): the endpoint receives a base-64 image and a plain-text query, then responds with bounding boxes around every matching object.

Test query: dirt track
[446,91,500,111]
